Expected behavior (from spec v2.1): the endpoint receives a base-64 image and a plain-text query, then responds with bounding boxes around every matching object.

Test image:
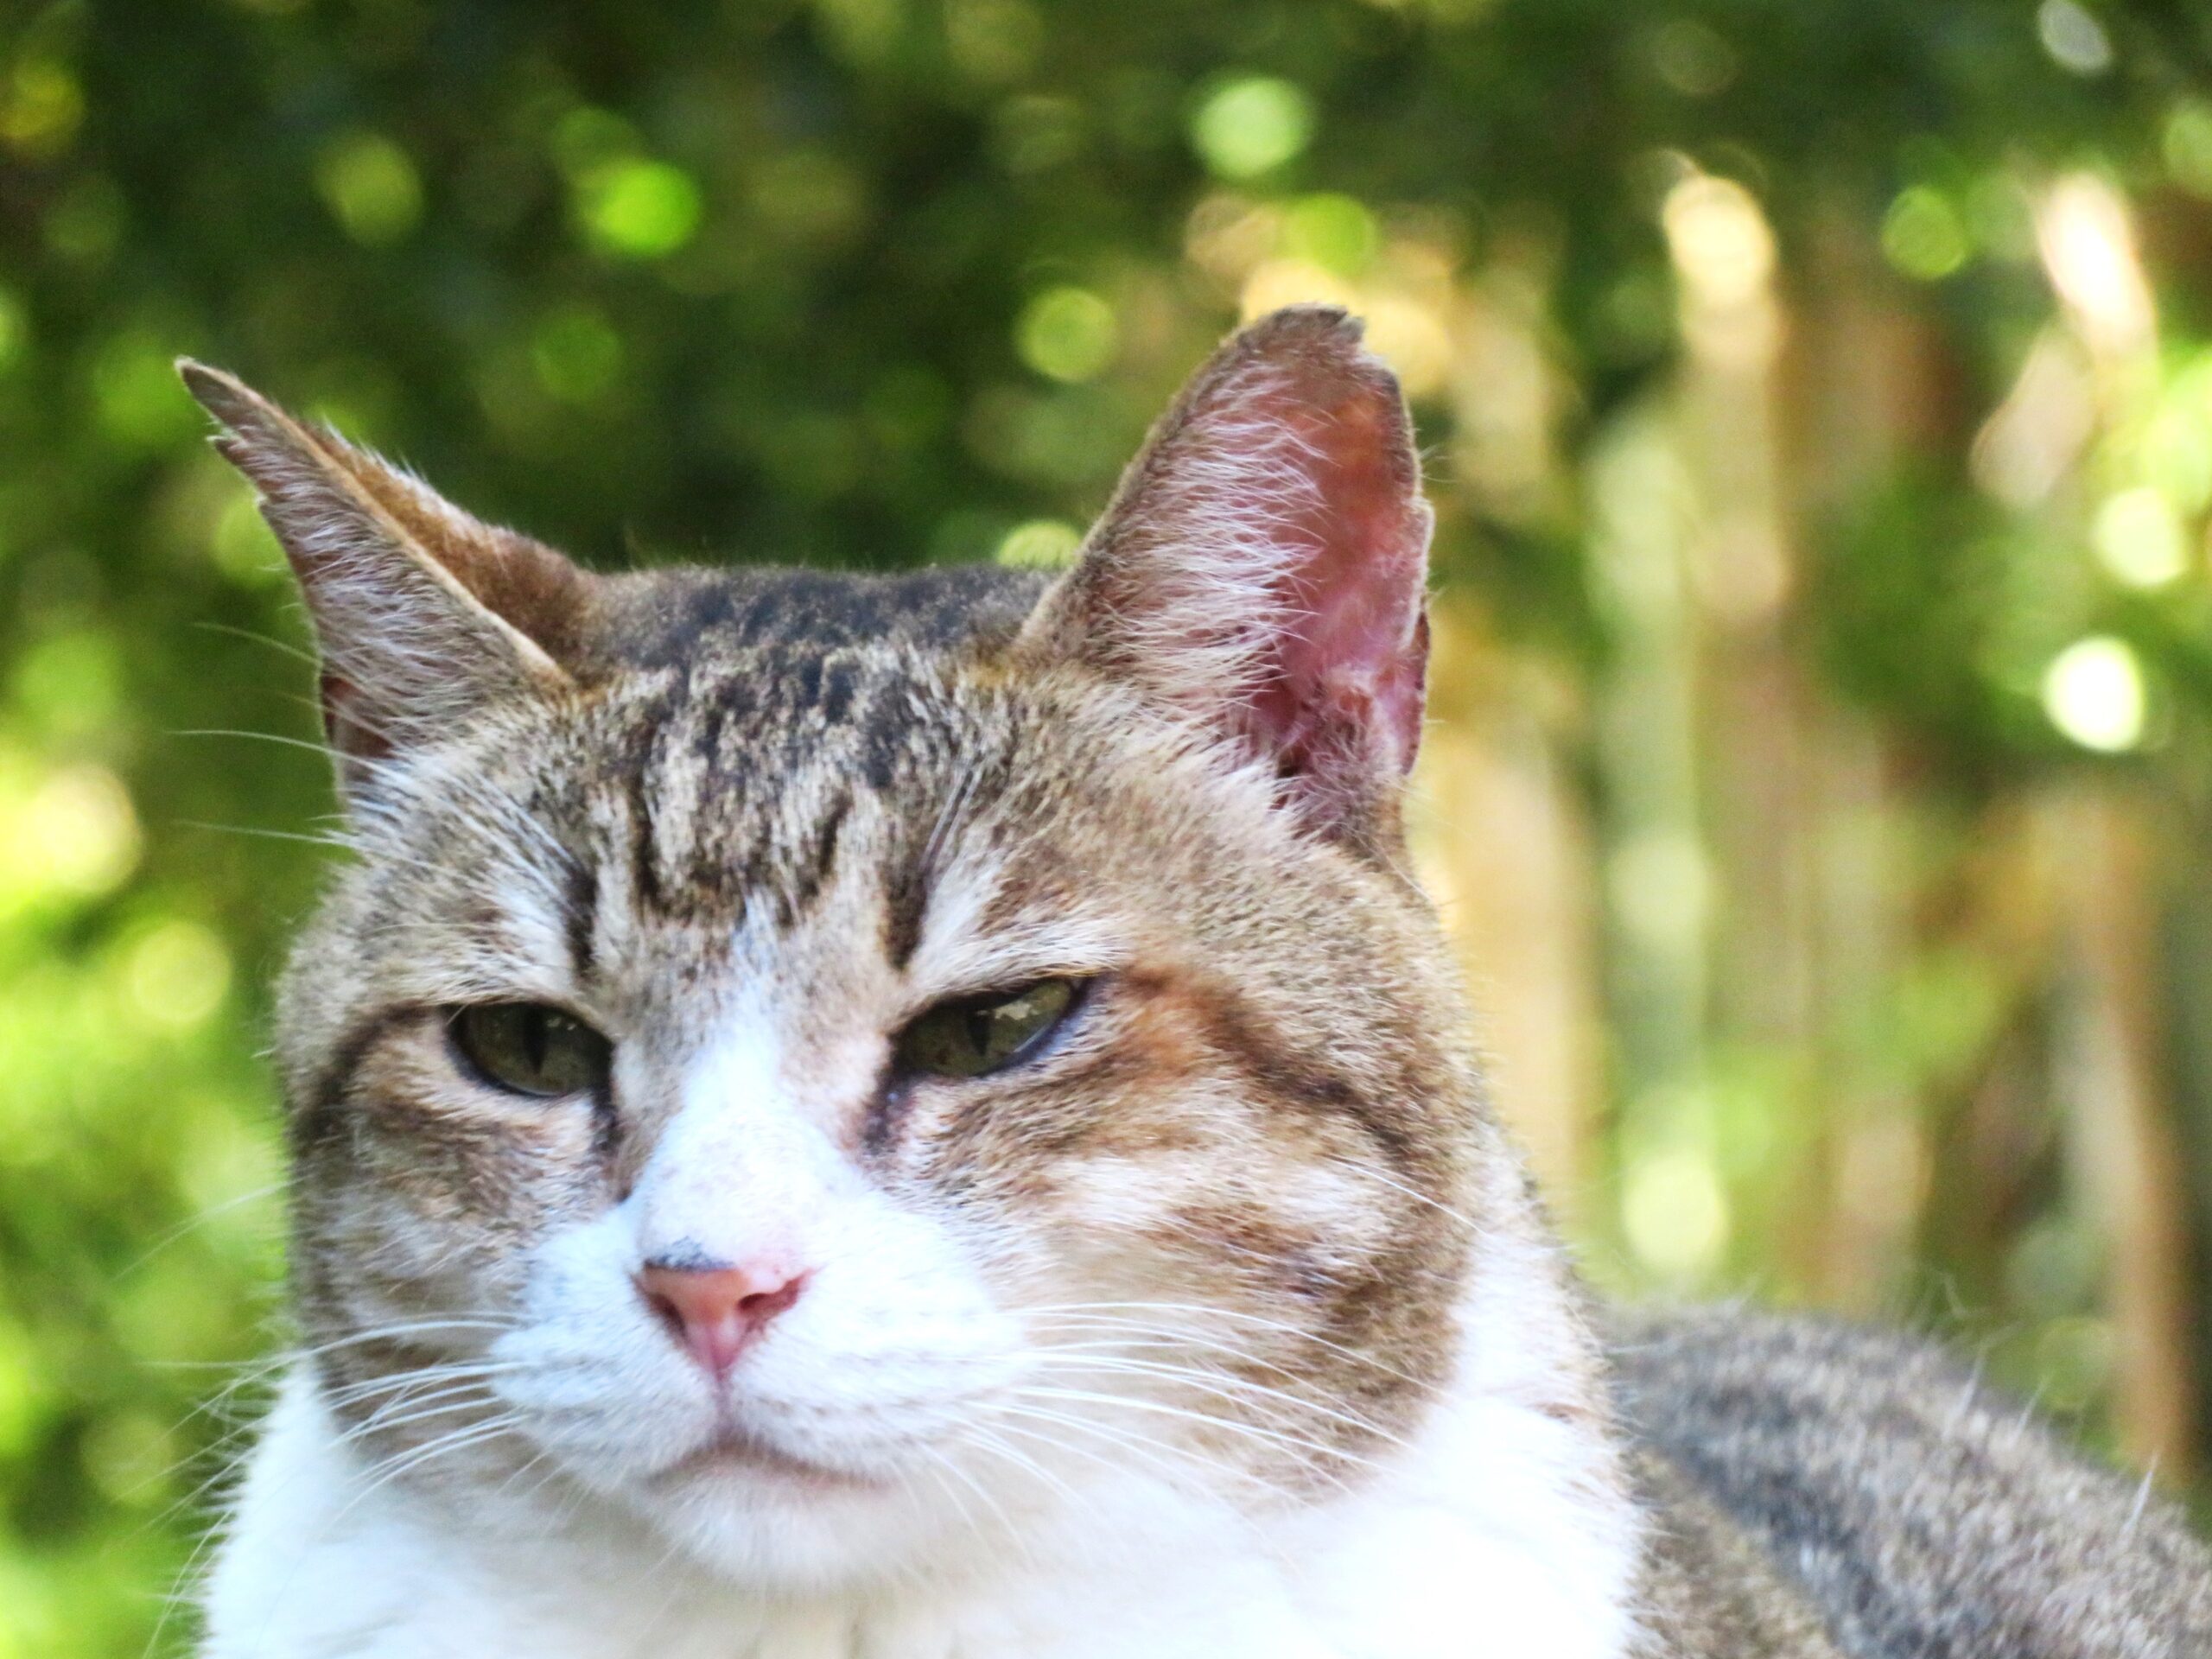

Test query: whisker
[918,1438,1024,1554]
[283,1316,524,1358]
[1022,1353,1406,1449]
[1330,1159,1480,1233]
[192,620,320,670]
[981,1402,1296,1502]
[118,1183,287,1281]
[1006,1385,1374,1470]
[340,1415,529,1515]
[1022,1303,1427,1387]
[335,1392,503,1447]
[321,1359,530,1409]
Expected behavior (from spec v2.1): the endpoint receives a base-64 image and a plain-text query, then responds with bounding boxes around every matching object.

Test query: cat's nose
[638,1259,808,1380]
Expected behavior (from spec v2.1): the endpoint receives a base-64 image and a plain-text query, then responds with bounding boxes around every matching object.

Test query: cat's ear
[181,361,594,798]
[1018,306,1433,851]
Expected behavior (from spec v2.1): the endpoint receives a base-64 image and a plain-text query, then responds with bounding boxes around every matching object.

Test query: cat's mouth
[658,1426,882,1493]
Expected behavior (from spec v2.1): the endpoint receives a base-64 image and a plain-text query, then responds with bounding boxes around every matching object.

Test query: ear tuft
[1019,306,1433,850]
[181,360,595,798]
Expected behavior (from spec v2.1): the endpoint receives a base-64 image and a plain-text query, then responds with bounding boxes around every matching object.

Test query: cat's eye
[894,979,1081,1080]
[448,1003,610,1099]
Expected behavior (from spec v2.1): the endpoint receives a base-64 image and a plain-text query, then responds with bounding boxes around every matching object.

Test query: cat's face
[191,307,1480,1587]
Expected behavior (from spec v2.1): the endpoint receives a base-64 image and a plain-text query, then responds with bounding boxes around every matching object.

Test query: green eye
[894,979,1080,1080]
[448,1003,610,1099]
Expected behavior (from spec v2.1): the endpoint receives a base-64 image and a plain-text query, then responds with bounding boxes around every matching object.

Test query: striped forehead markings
[612,659,920,932]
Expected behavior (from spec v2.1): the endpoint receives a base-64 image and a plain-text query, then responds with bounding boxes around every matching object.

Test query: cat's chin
[656,1427,887,1493]
[601,1440,971,1591]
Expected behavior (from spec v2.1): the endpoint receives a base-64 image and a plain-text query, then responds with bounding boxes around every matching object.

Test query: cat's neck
[203,1182,1643,1659]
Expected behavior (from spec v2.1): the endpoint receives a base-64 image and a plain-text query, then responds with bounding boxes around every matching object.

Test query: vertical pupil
[524,1008,548,1076]
[965,1006,994,1058]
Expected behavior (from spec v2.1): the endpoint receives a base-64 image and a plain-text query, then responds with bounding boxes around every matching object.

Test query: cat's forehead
[424,563,1052,922]
[583,562,1052,675]
[405,585,1073,999]
[546,649,988,940]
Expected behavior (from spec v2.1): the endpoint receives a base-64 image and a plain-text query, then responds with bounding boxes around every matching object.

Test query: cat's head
[188,308,1484,1587]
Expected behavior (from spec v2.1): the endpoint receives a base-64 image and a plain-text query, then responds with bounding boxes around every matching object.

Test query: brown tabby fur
[185,308,2212,1657]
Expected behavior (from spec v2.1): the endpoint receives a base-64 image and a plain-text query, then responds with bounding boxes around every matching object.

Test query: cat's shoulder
[1609,1304,2212,1658]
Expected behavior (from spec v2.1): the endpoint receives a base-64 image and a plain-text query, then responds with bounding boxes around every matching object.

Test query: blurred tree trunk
[2045,785,2197,1478]
[1776,208,1954,1312]
[1413,602,1600,1224]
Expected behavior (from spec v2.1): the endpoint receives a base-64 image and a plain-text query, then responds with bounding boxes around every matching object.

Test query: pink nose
[638,1261,807,1379]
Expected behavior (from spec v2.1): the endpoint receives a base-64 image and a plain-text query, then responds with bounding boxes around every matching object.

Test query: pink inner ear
[1245,391,1433,799]
[1033,307,1434,846]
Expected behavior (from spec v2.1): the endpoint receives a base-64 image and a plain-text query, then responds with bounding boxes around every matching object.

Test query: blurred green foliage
[3,0,2211,1652]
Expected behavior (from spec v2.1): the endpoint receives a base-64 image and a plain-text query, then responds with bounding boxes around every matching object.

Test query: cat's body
[181,311,2212,1658]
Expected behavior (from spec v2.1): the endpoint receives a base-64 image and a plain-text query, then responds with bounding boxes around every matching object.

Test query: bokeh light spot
[1662,175,1775,308]
[1239,259,1356,321]
[13,631,123,741]
[0,60,82,158]
[995,519,1082,569]
[2038,175,2154,354]
[2037,0,2113,76]
[1191,77,1313,180]
[2091,487,2187,588]
[2165,103,2212,199]
[1281,194,1378,277]
[1623,1147,1730,1280]
[1016,287,1118,383]
[945,0,1043,83]
[1881,186,1970,281]
[126,921,232,1031]
[580,160,702,259]
[1363,297,1453,400]
[7,763,142,903]
[81,1410,174,1508]
[315,132,423,248]
[2043,636,2146,752]
[92,331,197,448]
[1649,19,1738,98]
[531,305,623,404]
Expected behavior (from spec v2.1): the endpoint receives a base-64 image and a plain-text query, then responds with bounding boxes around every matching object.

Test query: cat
[179,308,2212,1658]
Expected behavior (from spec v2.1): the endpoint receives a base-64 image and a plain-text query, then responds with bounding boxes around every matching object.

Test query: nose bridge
[629,1028,837,1266]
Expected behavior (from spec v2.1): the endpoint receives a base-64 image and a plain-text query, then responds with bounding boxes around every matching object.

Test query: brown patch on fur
[1136,966,1416,1167]
[1147,1201,1337,1304]
[293,1001,435,1156]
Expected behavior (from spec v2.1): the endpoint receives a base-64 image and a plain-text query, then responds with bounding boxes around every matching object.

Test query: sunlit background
[3,0,2212,1650]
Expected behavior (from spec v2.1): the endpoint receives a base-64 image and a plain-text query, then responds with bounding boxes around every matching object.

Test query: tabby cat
[182,308,2212,1658]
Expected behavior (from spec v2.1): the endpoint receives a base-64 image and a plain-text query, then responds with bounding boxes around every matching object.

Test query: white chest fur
[200,1355,1641,1659]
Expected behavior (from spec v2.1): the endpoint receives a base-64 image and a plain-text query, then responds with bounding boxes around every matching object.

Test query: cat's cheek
[296,1051,606,1316]
[333,1104,605,1280]
[491,1210,716,1476]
